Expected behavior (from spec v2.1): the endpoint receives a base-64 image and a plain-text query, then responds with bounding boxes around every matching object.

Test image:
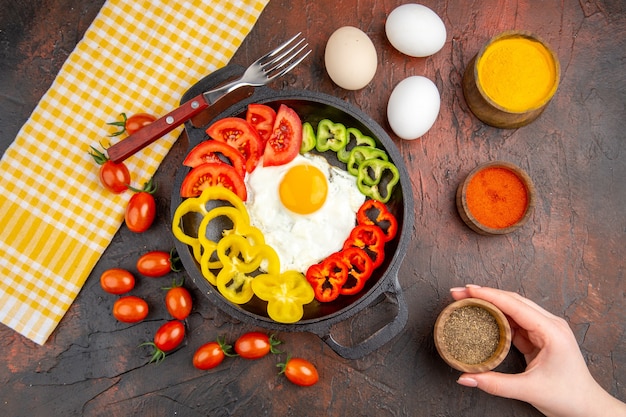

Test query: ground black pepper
[442,305,500,364]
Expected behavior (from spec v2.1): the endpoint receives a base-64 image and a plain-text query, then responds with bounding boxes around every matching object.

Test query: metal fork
[107,33,310,163]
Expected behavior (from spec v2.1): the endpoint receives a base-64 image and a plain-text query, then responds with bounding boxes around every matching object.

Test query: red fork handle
[107,93,209,163]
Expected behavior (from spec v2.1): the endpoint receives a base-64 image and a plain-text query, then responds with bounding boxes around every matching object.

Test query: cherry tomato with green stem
[193,336,236,370]
[234,332,282,359]
[89,145,131,193]
[107,112,157,136]
[137,249,181,277]
[277,356,319,387]
[125,179,157,233]
[100,268,135,294]
[163,278,192,320]
[112,296,148,323]
[141,320,185,364]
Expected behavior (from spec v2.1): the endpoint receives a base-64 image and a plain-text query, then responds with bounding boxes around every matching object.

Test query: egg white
[244,153,365,273]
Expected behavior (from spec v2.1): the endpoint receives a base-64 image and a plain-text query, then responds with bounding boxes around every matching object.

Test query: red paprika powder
[465,166,528,229]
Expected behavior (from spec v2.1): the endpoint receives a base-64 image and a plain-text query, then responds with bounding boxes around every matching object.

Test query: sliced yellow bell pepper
[215,234,280,305]
[251,270,315,323]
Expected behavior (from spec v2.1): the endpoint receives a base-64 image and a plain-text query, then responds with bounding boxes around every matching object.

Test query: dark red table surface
[1,1,625,416]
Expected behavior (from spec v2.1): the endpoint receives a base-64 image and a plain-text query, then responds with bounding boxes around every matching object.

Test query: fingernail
[457,376,478,387]
[450,287,467,292]
[465,284,482,289]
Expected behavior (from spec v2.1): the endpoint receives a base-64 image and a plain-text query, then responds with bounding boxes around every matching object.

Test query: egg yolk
[279,164,328,215]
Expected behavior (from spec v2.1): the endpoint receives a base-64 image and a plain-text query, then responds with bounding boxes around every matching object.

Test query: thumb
[457,371,532,402]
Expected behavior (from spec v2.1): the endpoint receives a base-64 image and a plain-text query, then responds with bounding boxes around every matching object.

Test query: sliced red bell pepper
[338,246,374,296]
[343,224,386,268]
[305,252,349,303]
[356,199,398,242]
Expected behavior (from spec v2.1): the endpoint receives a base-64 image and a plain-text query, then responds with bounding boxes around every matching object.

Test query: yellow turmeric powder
[477,36,558,112]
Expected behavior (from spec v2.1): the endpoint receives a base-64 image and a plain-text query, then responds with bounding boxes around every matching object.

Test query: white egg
[245,154,365,273]
[385,4,446,57]
[387,76,440,140]
[324,26,378,90]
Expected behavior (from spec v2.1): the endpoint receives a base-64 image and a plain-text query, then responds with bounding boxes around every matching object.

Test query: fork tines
[259,33,311,80]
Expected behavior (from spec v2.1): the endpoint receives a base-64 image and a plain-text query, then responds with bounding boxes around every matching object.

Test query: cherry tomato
[112,296,148,323]
[180,162,247,200]
[278,357,319,387]
[263,104,302,167]
[193,342,226,370]
[234,332,282,359]
[246,103,276,145]
[90,146,130,193]
[125,180,157,233]
[165,285,192,320]
[142,320,186,364]
[100,268,135,294]
[125,113,157,135]
[183,140,246,179]
[206,117,262,173]
[137,250,179,277]
[107,112,156,136]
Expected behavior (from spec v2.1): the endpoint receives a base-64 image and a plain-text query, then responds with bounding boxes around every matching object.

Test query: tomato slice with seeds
[246,103,276,145]
[206,117,262,173]
[263,104,302,167]
[180,162,247,200]
[183,140,246,179]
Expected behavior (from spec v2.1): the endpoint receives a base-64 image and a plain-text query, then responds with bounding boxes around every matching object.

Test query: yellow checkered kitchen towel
[0,0,269,345]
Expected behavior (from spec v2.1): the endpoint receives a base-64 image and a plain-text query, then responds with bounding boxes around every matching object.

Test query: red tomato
[125,113,157,135]
[137,250,174,277]
[99,160,130,193]
[165,286,192,320]
[263,104,302,167]
[112,296,148,323]
[154,320,186,352]
[206,117,262,172]
[180,162,247,200]
[125,191,156,233]
[183,140,246,179]
[100,268,135,294]
[193,342,226,370]
[234,332,281,359]
[279,357,319,387]
[246,103,276,145]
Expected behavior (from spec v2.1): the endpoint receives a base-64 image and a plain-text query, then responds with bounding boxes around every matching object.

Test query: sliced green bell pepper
[337,127,377,163]
[315,119,348,152]
[347,145,389,176]
[356,159,400,203]
[300,121,316,154]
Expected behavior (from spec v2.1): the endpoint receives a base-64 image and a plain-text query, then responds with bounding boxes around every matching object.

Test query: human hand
[449,285,626,417]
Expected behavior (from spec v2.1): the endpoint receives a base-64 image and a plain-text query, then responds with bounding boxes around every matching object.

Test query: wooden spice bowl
[434,298,512,373]
[456,161,535,235]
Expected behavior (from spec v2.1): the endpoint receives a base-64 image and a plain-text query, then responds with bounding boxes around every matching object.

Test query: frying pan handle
[320,276,408,360]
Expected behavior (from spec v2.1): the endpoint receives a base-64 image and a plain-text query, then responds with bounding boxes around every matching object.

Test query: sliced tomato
[180,162,247,200]
[263,104,302,167]
[206,117,262,173]
[246,103,276,145]
[183,140,246,179]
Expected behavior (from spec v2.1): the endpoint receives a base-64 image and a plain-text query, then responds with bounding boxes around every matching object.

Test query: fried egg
[245,153,365,273]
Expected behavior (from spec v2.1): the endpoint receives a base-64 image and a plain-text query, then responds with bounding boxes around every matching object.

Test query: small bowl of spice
[434,298,512,373]
[456,161,535,235]
[462,31,560,128]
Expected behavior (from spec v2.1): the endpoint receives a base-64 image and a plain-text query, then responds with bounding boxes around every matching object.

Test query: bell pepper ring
[172,186,250,263]
[300,121,317,154]
[305,252,350,303]
[338,246,374,296]
[315,119,348,153]
[251,270,315,323]
[356,199,398,242]
[343,224,386,269]
[346,145,389,176]
[356,159,400,204]
[337,127,377,163]
[215,234,281,305]
[197,206,263,285]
